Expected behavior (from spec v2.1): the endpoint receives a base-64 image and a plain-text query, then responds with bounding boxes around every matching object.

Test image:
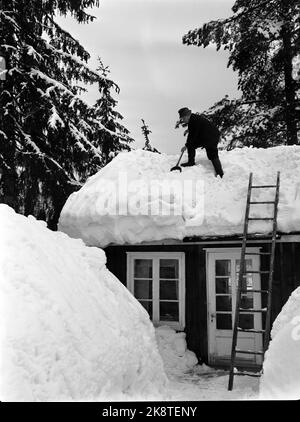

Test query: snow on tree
[93,59,133,163]
[183,0,300,149]
[0,0,133,229]
[141,119,160,154]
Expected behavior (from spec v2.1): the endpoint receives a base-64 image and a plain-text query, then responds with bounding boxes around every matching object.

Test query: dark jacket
[186,113,220,149]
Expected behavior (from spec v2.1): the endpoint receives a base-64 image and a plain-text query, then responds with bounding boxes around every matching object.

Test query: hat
[178,107,191,118]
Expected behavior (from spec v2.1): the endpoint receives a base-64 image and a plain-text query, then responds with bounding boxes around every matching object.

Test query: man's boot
[181,160,195,167]
[182,146,196,167]
[211,158,224,178]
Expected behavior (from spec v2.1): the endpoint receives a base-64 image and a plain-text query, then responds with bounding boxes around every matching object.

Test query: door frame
[205,247,263,366]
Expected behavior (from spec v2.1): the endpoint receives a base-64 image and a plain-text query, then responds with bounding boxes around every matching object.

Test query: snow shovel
[170,150,184,172]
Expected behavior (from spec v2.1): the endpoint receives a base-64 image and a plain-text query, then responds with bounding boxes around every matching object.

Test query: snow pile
[58,146,300,247]
[259,286,300,399]
[155,326,198,376]
[0,205,168,402]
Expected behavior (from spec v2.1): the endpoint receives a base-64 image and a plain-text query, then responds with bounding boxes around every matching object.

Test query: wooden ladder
[228,171,280,390]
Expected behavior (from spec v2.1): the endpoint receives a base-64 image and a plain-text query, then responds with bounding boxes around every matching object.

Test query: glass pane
[134,259,152,278]
[216,313,232,329]
[216,260,231,276]
[236,259,253,290]
[160,302,179,322]
[134,279,152,299]
[160,259,179,279]
[216,277,232,294]
[139,300,152,317]
[240,293,254,309]
[160,280,178,300]
[239,314,254,329]
[216,296,232,311]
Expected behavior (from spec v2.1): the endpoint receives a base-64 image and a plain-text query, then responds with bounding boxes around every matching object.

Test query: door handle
[210,313,216,322]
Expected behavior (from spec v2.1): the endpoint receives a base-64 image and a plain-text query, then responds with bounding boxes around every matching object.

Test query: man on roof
[177,107,224,178]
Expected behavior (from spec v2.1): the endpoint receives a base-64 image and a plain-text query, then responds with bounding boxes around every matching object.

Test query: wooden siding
[105,241,300,365]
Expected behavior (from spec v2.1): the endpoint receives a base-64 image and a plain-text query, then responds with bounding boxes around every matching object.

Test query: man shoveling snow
[177,107,224,178]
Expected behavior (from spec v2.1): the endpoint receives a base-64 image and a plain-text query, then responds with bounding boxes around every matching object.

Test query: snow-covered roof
[58,146,300,247]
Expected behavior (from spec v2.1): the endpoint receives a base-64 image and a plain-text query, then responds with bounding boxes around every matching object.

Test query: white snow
[155,326,198,377]
[0,205,263,401]
[259,286,300,400]
[0,205,168,401]
[59,146,300,247]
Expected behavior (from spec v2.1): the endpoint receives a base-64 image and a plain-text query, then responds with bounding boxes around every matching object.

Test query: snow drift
[0,205,168,401]
[155,326,198,377]
[58,146,300,247]
[260,286,300,399]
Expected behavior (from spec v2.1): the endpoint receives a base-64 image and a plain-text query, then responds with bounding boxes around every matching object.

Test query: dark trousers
[187,145,219,162]
[187,145,223,177]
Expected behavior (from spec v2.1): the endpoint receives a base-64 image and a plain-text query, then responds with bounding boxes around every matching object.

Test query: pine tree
[183,0,300,148]
[94,59,133,163]
[141,119,160,153]
[0,0,132,228]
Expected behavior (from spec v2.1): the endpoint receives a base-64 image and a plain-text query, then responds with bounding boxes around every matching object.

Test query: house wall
[105,241,300,365]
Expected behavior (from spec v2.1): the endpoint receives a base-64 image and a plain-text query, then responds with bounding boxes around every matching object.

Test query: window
[127,252,185,330]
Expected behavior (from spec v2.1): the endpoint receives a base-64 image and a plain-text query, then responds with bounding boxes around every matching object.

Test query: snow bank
[155,326,198,377]
[0,205,168,401]
[259,286,300,399]
[58,146,300,247]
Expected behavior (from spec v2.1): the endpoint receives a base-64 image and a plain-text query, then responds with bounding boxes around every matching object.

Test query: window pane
[160,302,179,322]
[216,277,232,294]
[160,259,179,279]
[216,296,232,311]
[240,293,253,309]
[134,279,152,299]
[239,314,254,329]
[216,260,231,276]
[139,300,152,317]
[160,280,178,300]
[236,259,253,290]
[134,259,152,278]
[216,313,232,329]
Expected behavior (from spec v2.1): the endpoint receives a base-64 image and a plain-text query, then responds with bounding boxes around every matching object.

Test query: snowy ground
[1,205,298,401]
[166,367,259,401]
[259,286,300,399]
[0,205,260,401]
[59,146,300,248]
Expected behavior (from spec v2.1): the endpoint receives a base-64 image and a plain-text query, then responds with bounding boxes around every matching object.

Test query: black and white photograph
[0,0,299,405]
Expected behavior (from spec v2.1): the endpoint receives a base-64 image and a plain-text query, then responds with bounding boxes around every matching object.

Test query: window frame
[127,252,185,330]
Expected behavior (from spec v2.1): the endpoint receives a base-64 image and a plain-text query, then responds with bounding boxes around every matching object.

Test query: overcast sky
[57,0,239,154]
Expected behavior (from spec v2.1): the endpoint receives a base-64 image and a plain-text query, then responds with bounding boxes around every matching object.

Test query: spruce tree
[0,0,132,228]
[94,59,133,163]
[183,0,300,149]
[141,119,160,153]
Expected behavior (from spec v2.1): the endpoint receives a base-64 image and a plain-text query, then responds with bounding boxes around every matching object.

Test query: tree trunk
[281,0,298,145]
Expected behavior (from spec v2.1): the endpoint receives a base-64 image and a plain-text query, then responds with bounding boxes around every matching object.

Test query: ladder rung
[248,218,274,220]
[239,308,267,313]
[234,371,262,378]
[246,235,275,240]
[249,201,275,204]
[251,185,277,188]
[243,270,270,274]
[237,328,266,333]
[244,252,271,255]
[240,289,269,293]
[235,349,264,355]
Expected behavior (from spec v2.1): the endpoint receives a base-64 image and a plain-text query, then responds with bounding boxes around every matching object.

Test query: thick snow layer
[0,205,168,401]
[259,286,300,399]
[155,326,198,376]
[58,146,300,247]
